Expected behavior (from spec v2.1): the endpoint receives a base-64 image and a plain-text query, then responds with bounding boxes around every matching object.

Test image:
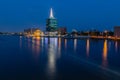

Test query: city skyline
[1,1,120,79]
[0,0,120,32]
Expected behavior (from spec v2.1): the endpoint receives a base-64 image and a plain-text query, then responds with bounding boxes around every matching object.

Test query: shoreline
[42,36,120,41]
[1,35,120,40]
[40,36,120,41]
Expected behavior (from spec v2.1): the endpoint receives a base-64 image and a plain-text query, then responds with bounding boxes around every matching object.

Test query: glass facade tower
[46,8,58,32]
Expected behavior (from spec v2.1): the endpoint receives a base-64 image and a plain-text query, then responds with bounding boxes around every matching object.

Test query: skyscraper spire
[50,8,54,18]
[46,8,57,32]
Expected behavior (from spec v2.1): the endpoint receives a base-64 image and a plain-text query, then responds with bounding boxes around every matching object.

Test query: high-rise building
[46,8,58,32]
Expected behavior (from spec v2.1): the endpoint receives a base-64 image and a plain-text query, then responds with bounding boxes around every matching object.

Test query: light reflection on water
[115,41,118,53]
[41,37,44,52]
[64,39,67,48]
[19,37,120,79]
[27,37,31,49]
[102,40,108,67]
[35,37,40,55]
[32,37,41,59]
[86,39,90,57]
[24,37,120,70]
[46,38,58,79]
[19,36,22,48]
[74,39,77,51]
[58,38,61,59]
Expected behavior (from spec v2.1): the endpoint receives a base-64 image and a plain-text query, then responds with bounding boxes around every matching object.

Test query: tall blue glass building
[46,8,58,32]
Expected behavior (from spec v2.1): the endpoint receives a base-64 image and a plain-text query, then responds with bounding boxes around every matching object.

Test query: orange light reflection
[32,37,41,59]
[102,40,108,67]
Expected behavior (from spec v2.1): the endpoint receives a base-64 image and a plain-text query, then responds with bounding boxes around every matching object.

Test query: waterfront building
[71,29,78,36]
[89,30,100,36]
[46,8,58,32]
[24,28,43,37]
[58,27,67,35]
[114,26,120,37]
[103,30,114,37]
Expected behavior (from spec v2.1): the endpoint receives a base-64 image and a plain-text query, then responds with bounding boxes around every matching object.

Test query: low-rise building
[58,27,67,35]
[114,26,120,37]
[24,28,43,37]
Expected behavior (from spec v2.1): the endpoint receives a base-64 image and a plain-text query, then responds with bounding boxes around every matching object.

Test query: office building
[46,8,58,32]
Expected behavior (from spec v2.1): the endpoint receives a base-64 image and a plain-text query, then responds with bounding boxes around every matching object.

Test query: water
[0,35,120,80]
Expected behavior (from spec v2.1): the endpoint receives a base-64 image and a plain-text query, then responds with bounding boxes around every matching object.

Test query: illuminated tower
[46,8,58,32]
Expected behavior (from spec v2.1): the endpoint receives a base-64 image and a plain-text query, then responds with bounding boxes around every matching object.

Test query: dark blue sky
[0,0,120,32]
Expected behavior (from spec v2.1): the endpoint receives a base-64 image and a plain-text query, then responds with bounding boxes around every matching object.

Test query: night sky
[0,0,120,32]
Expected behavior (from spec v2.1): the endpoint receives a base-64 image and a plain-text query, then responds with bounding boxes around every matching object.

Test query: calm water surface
[0,35,120,80]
